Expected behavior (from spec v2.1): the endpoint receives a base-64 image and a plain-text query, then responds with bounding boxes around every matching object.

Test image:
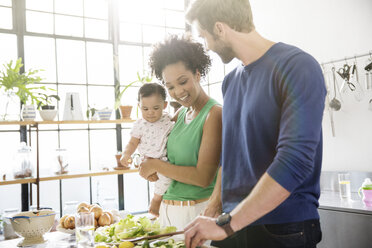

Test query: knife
[111,231,184,244]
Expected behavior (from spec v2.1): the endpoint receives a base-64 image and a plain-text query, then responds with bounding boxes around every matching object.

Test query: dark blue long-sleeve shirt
[221,42,326,224]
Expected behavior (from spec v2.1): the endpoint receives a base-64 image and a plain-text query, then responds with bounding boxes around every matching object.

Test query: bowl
[39,109,58,121]
[97,109,113,120]
[7,210,56,247]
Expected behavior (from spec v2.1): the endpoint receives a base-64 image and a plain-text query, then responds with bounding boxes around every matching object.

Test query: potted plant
[0,58,46,121]
[114,71,153,119]
[37,92,60,110]
[37,92,60,121]
[86,104,99,120]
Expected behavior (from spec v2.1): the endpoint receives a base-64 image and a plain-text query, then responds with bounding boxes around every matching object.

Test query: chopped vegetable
[134,239,185,248]
[94,215,177,244]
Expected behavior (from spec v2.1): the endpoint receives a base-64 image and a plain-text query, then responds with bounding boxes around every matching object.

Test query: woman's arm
[140,105,222,188]
[203,166,222,217]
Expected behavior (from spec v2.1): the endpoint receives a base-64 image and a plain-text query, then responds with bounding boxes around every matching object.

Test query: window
[0,0,186,215]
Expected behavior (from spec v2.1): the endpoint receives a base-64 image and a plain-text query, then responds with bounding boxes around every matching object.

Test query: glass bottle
[13,142,33,179]
[63,201,78,215]
[54,148,69,175]
[2,208,19,240]
[102,197,118,211]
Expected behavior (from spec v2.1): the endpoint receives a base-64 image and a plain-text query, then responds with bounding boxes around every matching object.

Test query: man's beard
[214,39,235,64]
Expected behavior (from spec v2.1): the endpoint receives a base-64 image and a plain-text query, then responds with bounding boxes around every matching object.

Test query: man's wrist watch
[216,213,235,237]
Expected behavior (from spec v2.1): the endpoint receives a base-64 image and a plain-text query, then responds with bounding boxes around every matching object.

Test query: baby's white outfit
[131,113,174,195]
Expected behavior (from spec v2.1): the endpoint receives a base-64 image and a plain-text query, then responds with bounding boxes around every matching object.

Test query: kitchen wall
[249,0,372,171]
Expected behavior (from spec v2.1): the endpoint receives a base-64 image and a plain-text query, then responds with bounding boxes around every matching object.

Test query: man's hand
[184,216,227,248]
[202,199,222,218]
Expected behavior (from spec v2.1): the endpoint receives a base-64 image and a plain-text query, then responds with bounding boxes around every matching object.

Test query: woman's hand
[147,173,159,182]
[139,158,158,180]
[202,199,222,218]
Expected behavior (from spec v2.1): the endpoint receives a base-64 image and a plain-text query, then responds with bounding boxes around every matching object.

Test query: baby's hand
[120,154,132,167]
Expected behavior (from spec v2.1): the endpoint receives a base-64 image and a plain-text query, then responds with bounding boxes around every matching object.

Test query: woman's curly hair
[148,35,211,82]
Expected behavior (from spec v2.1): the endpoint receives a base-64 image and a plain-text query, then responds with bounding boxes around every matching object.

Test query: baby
[120,83,174,217]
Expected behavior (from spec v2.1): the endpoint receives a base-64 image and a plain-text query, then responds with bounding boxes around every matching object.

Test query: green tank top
[164,98,219,201]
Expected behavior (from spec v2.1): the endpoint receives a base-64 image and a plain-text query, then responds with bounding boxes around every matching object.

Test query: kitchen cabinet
[318,191,372,248]
[318,208,372,248]
[0,119,137,210]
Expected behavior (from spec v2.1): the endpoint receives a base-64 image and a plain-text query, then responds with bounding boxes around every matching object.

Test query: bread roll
[77,206,90,213]
[98,212,111,226]
[59,215,68,228]
[64,215,75,229]
[90,205,103,219]
[106,211,114,224]
[77,202,89,210]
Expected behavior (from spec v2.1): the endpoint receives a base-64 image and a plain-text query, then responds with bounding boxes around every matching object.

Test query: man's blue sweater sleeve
[267,53,326,192]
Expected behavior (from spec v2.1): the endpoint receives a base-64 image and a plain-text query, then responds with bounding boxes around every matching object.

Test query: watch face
[217,213,231,226]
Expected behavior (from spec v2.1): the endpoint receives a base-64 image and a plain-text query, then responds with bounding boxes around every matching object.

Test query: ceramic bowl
[97,109,113,120]
[8,210,56,247]
[39,109,58,121]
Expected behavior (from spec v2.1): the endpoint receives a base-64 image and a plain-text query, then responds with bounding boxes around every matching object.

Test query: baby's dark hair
[149,35,211,82]
[138,83,167,102]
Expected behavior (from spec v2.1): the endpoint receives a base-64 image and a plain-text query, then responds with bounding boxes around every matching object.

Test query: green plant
[114,71,153,110]
[0,58,46,105]
[36,92,60,110]
[86,104,98,119]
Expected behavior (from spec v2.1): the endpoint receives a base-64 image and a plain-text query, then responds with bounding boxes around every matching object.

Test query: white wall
[249,0,372,171]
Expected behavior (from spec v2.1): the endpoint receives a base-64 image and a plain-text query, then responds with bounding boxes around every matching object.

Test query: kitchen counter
[0,231,215,247]
[319,191,372,215]
[0,231,74,247]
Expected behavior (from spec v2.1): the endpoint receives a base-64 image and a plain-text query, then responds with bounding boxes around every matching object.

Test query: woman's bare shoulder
[206,104,222,120]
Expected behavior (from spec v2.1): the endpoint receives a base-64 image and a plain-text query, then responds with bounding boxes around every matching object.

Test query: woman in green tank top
[139,36,222,230]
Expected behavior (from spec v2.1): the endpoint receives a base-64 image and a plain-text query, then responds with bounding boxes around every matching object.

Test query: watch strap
[221,222,235,237]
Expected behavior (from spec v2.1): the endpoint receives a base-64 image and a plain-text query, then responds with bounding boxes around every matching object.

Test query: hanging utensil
[338,64,354,93]
[350,62,364,101]
[365,55,372,110]
[322,66,336,137]
[365,71,372,91]
[329,67,342,111]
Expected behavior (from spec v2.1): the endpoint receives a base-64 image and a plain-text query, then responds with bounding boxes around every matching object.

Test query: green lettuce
[94,214,177,243]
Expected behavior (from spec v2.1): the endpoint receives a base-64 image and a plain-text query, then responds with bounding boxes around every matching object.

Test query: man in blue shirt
[184,0,326,247]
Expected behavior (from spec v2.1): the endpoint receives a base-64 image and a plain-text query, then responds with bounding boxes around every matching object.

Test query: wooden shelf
[0,169,138,185]
[0,119,134,125]
[40,168,138,181]
[0,119,137,209]
[0,177,36,186]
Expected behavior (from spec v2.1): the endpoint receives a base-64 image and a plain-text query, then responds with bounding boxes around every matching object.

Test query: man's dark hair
[138,83,166,102]
[149,35,211,82]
